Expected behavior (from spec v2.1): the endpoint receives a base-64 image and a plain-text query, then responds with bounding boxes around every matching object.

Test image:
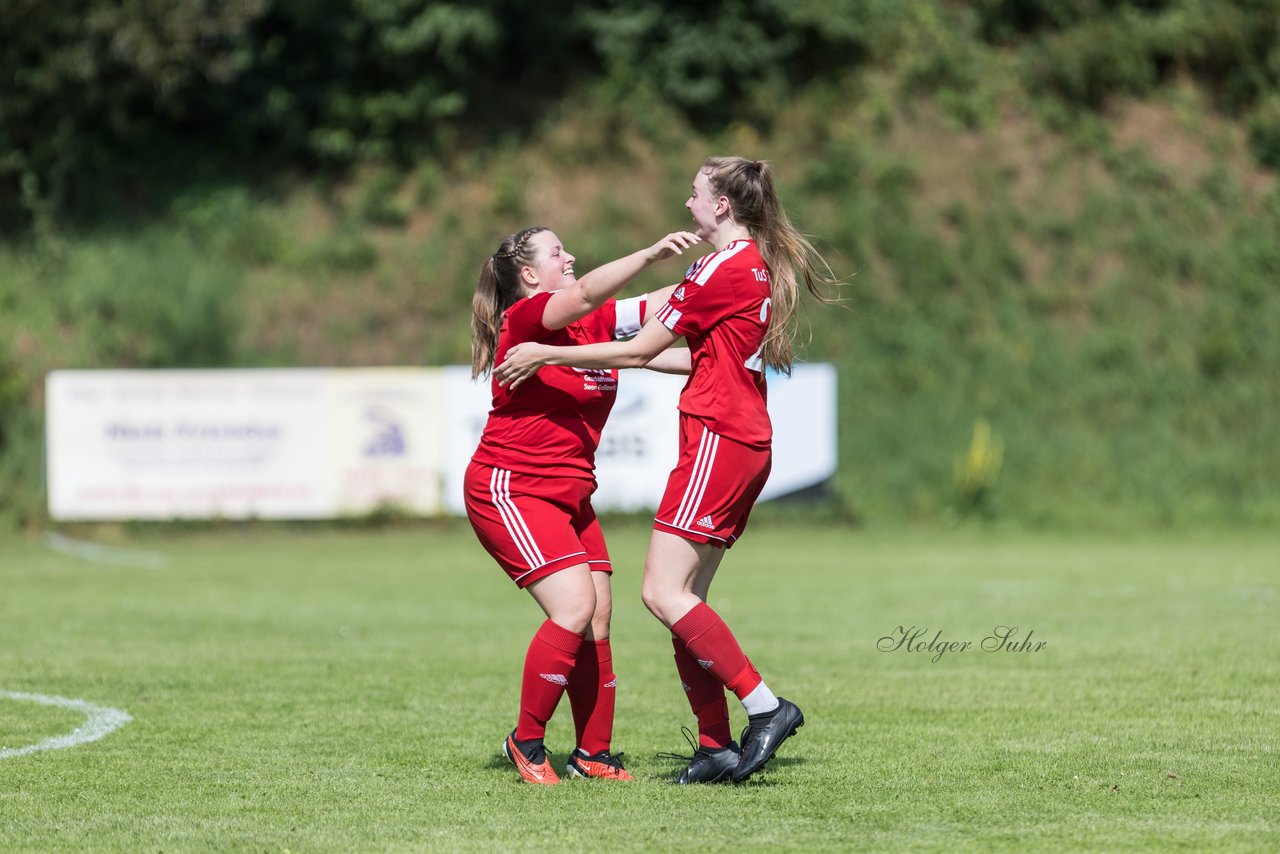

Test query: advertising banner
[46,369,443,520]
[48,364,835,520]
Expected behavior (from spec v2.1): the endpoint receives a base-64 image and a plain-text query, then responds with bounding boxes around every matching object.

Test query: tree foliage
[2,0,1278,231]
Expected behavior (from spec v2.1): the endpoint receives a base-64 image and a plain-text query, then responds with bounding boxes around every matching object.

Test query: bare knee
[586,600,612,641]
[640,584,663,621]
[558,594,597,634]
[527,565,600,635]
[639,571,662,616]
[641,575,684,628]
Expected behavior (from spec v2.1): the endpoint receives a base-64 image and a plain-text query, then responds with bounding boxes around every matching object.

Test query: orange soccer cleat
[502,731,560,785]
[565,748,635,781]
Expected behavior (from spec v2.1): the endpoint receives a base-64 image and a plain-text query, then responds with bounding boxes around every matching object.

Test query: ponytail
[470,226,548,378]
[701,157,840,375]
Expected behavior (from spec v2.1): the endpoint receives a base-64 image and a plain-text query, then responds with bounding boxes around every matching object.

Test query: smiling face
[685,169,724,240]
[520,230,576,292]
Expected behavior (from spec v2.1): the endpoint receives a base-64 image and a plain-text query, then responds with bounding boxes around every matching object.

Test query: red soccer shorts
[654,415,771,547]
[465,461,612,587]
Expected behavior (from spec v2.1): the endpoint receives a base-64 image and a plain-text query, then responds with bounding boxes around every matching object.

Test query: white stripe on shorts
[654,519,729,543]
[489,468,545,569]
[673,427,720,529]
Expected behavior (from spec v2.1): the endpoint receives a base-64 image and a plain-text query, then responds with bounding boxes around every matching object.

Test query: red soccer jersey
[472,290,647,479]
[654,239,772,448]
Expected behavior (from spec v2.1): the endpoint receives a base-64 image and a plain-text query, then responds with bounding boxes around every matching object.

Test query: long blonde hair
[470,226,547,378]
[702,156,839,375]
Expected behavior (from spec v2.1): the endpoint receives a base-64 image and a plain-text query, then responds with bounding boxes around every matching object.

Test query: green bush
[357,169,410,227]
[171,186,284,265]
[1025,10,1160,106]
[52,234,244,368]
[1247,95,1280,168]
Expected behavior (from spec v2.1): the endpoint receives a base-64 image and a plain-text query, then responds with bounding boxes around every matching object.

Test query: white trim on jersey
[656,302,683,331]
[672,426,720,529]
[690,240,751,286]
[614,295,646,338]
[489,468,545,569]
[684,256,710,281]
[657,241,752,331]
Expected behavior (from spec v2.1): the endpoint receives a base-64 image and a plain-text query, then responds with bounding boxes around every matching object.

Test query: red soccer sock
[671,636,732,749]
[515,619,584,742]
[670,602,763,702]
[567,638,616,755]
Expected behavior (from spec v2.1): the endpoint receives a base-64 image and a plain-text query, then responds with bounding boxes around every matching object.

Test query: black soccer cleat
[732,697,804,783]
[678,742,741,784]
[657,726,741,784]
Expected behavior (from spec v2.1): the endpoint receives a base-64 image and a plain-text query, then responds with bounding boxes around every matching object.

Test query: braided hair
[471,226,548,378]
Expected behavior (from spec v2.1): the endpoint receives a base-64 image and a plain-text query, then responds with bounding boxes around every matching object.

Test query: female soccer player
[496,156,838,783]
[467,225,699,785]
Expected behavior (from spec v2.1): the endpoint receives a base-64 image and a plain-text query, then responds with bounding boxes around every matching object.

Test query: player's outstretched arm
[641,347,690,375]
[497,318,680,390]
[540,232,700,330]
[643,284,680,323]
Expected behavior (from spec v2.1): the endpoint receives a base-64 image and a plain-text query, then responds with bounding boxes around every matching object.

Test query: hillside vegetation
[2,1,1278,529]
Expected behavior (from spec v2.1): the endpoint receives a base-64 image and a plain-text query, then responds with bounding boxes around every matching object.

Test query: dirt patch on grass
[1109,83,1275,202]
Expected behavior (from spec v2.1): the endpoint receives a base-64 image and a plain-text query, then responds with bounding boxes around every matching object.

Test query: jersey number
[743,298,772,373]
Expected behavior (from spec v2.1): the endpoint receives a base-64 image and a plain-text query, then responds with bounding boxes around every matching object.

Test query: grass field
[1,520,1277,852]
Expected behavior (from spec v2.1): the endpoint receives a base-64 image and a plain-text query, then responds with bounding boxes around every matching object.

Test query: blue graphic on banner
[363,407,406,457]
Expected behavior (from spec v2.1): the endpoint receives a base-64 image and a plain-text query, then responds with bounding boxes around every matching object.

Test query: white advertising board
[46,369,443,520]
[47,364,835,520]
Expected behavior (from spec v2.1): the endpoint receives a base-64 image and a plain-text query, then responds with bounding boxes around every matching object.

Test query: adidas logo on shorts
[603,679,617,688]
[696,515,715,529]
[540,673,569,686]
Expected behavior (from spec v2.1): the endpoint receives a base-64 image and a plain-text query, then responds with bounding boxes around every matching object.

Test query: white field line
[0,691,133,759]
[44,532,168,569]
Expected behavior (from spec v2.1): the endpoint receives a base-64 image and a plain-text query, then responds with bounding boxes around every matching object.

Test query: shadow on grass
[484,751,808,784]
[763,756,805,768]
[646,754,808,784]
